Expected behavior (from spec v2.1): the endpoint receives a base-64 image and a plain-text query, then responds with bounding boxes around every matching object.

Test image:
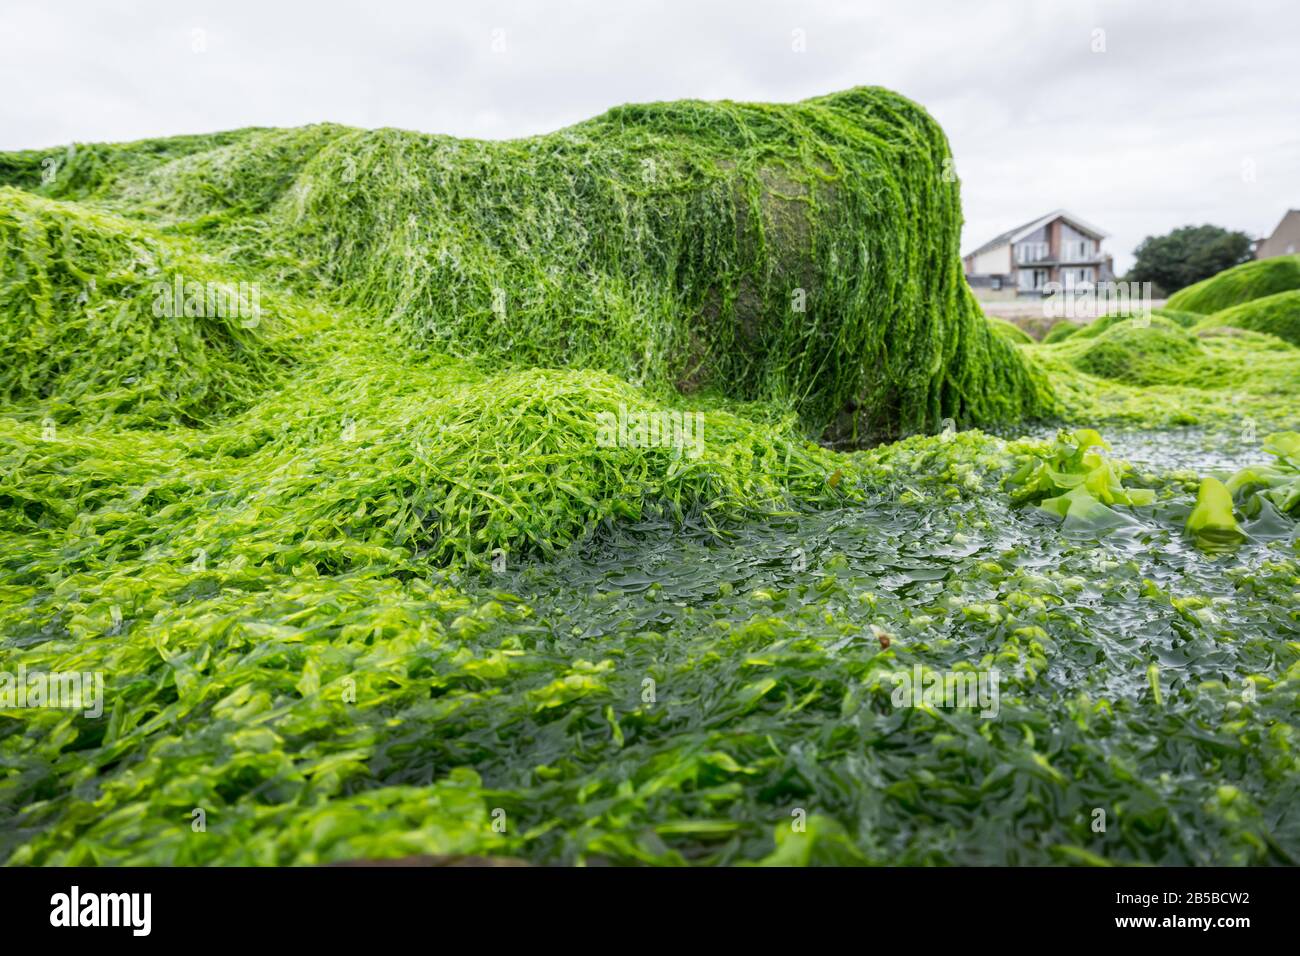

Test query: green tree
[1128,225,1254,294]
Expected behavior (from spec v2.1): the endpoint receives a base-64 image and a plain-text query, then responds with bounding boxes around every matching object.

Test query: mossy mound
[1062,313,1130,343]
[1041,307,1198,348]
[1196,289,1300,347]
[0,129,257,200]
[1166,254,1300,314]
[0,320,851,571]
[114,125,349,221]
[1042,320,1082,343]
[1155,308,1201,328]
[1068,316,1204,386]
[1033,322,1300,431]
[2,89,1052,443]
[986,315,1034,345]
[1073,307,1197,342]
[0,188,295,427]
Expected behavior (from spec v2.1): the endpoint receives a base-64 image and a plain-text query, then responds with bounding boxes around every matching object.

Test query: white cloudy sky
[2,0,1296,271]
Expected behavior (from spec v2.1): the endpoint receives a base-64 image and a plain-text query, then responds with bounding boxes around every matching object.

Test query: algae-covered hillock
[1,88,1051,443]
[1197,289,1300,347]
[0,188,299,427]
[1069,316,1204,386]
[1028,306,1300,433]
[1167,253,1300,314]
[987,315,1034,345]
[1037,307,1197,347]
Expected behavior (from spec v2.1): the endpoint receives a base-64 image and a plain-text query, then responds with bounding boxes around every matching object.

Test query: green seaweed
[1004,428,1154,530]
[1227,431,1300,517]
[0,189,300,427]
[1042,320,1082,344]
[1198,290,1300,347]
[1,90,1297,869]
[1185,476,1247,552]
[1156,308,1202,329]
[1038,307,1195,349]
[1068,317,1204,386]
[4,421,1297,866]
[1167,253,1300,314]
[987,315,1034,345]
[1023,308,1300,436]
[2,90,1054,444]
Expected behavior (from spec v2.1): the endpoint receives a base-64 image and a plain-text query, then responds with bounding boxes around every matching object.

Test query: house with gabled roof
[1255,209,1300,259]
[963,210,1115,297]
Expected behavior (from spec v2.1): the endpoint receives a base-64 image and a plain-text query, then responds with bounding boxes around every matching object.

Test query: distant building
[1255,209,1300,259]
[963,210,1115,298]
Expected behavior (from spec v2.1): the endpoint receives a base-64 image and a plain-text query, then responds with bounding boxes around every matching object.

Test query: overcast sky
[2,0,1296,272]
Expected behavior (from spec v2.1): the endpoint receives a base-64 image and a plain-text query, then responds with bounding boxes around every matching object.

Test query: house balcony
[1014,255,1107,268]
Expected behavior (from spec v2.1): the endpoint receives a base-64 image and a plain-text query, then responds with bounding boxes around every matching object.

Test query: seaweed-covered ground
[1,89,1298,865]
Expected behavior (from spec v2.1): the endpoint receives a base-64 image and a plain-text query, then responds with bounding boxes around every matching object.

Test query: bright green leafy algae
[1167,254,1300,315]
[0,89,1053,444]
[1042,320,1082,344]
[987,316,1034,346]
[4,429,1298,865]
[1028,318,1300,434]
[1004,429,1155,531]
[1068,317,1204,387]
[1185,477,1246,552]
[1198,290,1300,348]
[0,189,300,427]
[1227,432,1300,519]
[1,90,1298,867]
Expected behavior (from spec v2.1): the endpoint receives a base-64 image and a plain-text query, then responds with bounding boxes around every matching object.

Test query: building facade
[963,210,1114,298]
[1255,210,1300,259]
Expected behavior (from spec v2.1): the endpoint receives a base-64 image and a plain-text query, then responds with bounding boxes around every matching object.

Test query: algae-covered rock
[0,188,294,426]
[283,87,1053,442]
[1197,289,1300,347]
[1154,307,1201,328]
[1025,308,1189,349]
[1167,253,1300,314]
[1042,320,1083,343]
[1069,316,1203,386]
[987,315,1034,345]
[0,88,1052,443]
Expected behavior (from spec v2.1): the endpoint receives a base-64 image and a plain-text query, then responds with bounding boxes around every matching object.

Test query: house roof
[1256,210,1300,256]
[1265,209,1300,237]
[963,209,1109,259]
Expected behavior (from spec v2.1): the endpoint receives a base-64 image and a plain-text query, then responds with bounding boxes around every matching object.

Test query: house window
[1018,268,1049,291]
[1062,240,1092,261]
[1016,242,1048,264]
